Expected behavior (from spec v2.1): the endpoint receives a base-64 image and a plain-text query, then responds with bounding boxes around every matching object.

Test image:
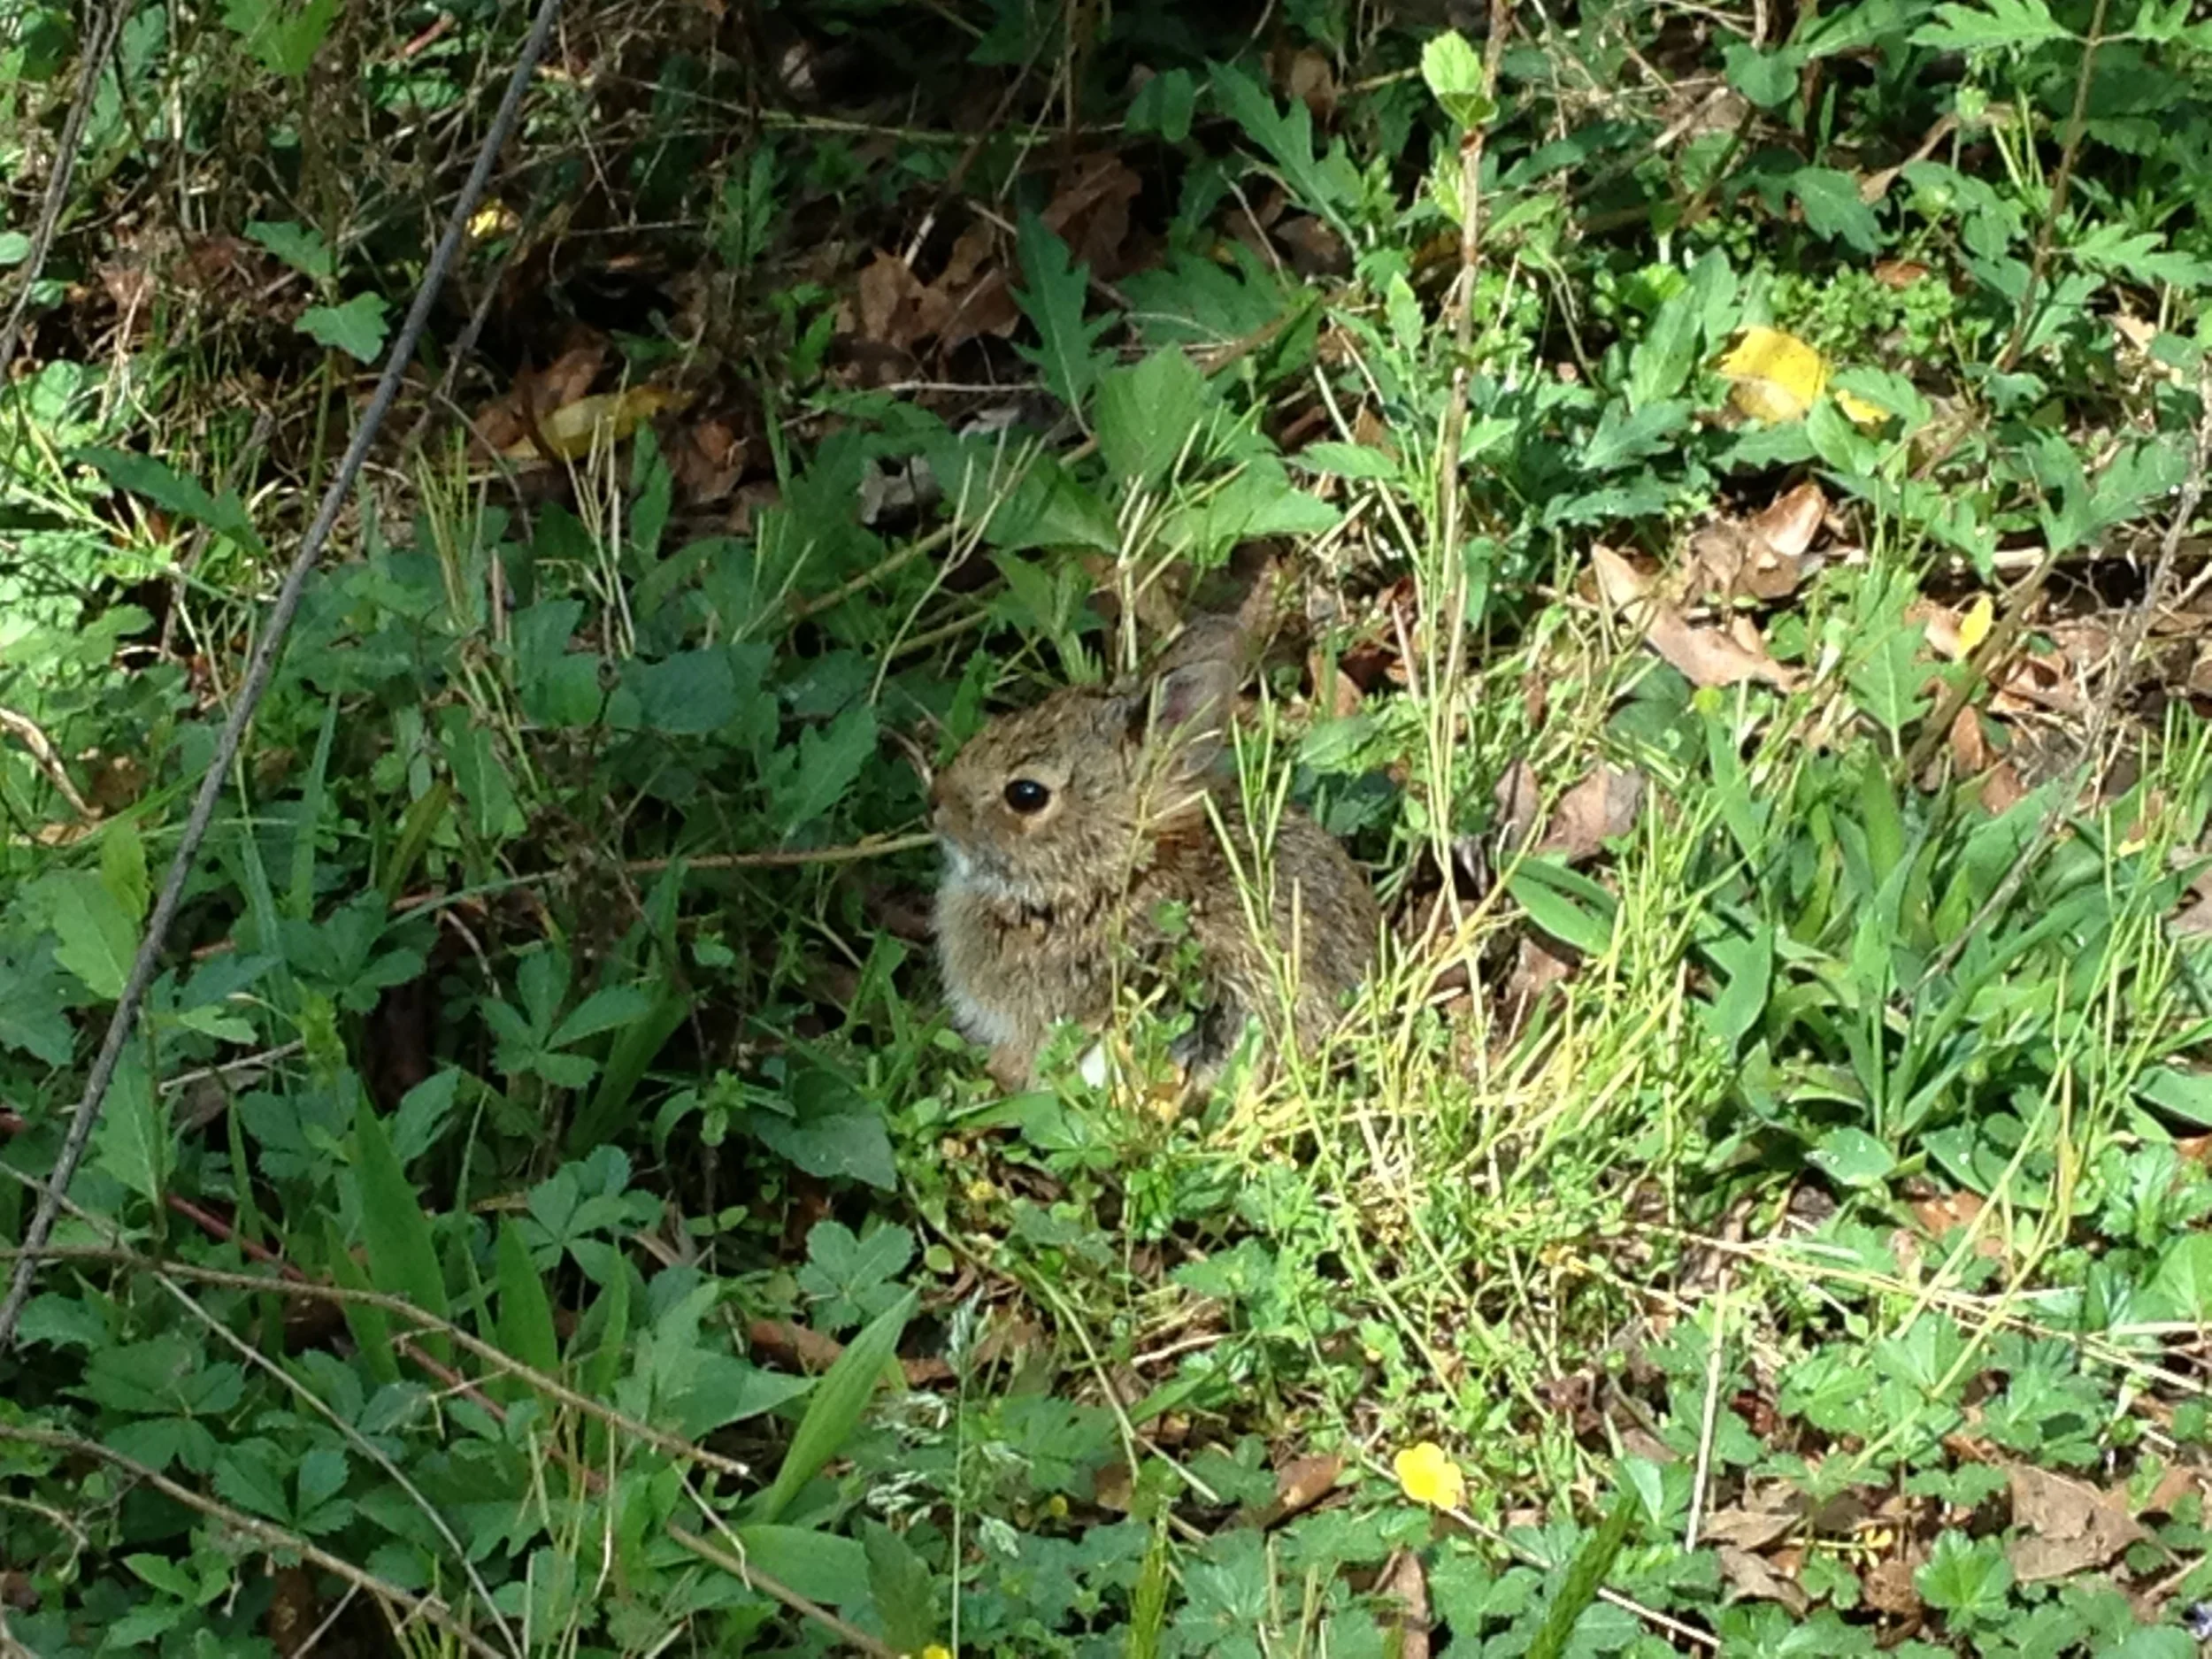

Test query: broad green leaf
[1914,0,2070,51]
[752,1106,897,1190]
[1163,459,1340,565]
[2153,1232,2212,1319]
[767,703,877,837]
[1724,42,1801,108]
[728,1525,872,1608]
[1581,399,1691,472]
[351,1103,451,1364]
[324,1217,401,1386]
[1420,29,1494,128]
[0,950,74,1064]
[1293,441,1398,480]
[224,0,339,74]
[243,219,334,280]
[78,448,265,556]
[298,292,389,363]
[1012,214,1113,419]
[1505,858,1617,956]
[1127,67,1196,142]
[1847,619,1929,746]
[1629,287,1703,407]
[864,1519,939,1652]
[549,984,655,1048]
[1790,167,1883,255]
[569,991,688,1154]
[745,1289,918,1524]
[1914,1530,2014,1617]
[1210,60,1359,235]
[495,1218,561,1402]
[1808,1127,1896,1189]
[92,1056,168,1206]
[2139,1066,2212,1126]
[1094,348,1210,488]
[48,871,134,1000]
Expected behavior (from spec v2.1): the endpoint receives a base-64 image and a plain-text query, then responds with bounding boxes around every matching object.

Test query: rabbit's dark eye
[1003,779,1051,815]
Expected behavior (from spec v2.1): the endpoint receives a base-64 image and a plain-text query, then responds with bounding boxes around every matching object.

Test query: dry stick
[0,1423,506,1659]
[0,0,569,1353]
[1993,0,2111,379]
[1919,365,2212,993]
[0,2,126,388]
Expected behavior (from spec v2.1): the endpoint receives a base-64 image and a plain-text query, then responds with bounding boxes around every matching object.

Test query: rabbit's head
[929,661,1233,912]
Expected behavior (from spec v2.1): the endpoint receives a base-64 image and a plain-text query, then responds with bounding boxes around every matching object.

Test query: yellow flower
[1720,326,1828,423]
[922,1647,954,1659]
[1393,1440,1465,1510]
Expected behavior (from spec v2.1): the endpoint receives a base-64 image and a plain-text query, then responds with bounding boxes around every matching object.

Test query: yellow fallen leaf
[469,202,520,242]
[1958,593,1994,653]
[499,385,684,464]
[1720,326,1827,423]
[1394,1440,1466,1510]
[1834,388,1890,428]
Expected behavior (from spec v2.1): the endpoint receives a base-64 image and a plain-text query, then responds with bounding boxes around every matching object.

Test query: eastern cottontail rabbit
[931,641,1379,1089]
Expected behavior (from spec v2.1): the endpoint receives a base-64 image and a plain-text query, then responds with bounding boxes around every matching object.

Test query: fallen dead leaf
[1537,764,1645,863]
[669,417,749,502]
[498,384,686,465]
[1701,1499,1802,1553]
[1373,1548,1432,1659]
[1245,1454,1344,1528]
[2007,1464,2146,1583]
[1717,1544,1809,1615]
[1980,759,2030,814]
[471,340,609,455]
[1873,259,1931,288]
[1861,1554,1923,1617]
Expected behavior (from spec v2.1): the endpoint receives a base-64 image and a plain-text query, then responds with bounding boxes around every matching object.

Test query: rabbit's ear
[1127,660,1232,772]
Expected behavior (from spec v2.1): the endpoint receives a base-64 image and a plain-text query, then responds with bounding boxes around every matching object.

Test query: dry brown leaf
[1373,1548,1432,1659]
[1753,480,1828,562]
[2006,1465,2146,1583]
[669,417,749,502]
[1281,46,1339,119]
[1651,609,1800,689]
[498,385,685,465]
[1980,760,2030,814]
[1717,1545,1809,1615]
[1537,765,1646,863]
[1701,1501,1801,1552]
[1862,1555,1924,1617]
[1494,758,1543,852]
[1873,259,1932,288]
[1246,1455,1344,1528]
[1948,706,1993,773]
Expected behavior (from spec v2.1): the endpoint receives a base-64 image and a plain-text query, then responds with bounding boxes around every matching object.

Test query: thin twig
[0,0,569,1352]
[1919,363,2212,990]
[1993,0,2111,377]
[0,706,95,821]
[0,1424,508,1659]
[0,3,127,389]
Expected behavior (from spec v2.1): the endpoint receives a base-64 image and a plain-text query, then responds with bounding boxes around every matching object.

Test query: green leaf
[549,984,655,1048]
[745,1290,918,1524]
[1012,214,1113,418]
[78,448,265,556]
[351,1104,451,1365]
[1210,60,1358,237]
[1527,1492,1639,1659]
[1847,618,1929,746]
[1505,857,1617,956]
[92,1056,168,1206]
[1724,42,1801,108]
[2138,1066,2212,1126]
[1808,1127,1896,1189]
[1914,1529,2014,1617]
[728,1525,872,1609]
[1127,67,1196,142]
[752,1106,897,1190]
[48,871,135,1000]
[1163,458,1340,565]
[243,219,334,281]
[494,1218,561,1402]
[1581,399,1691,472]
[1293,441,1399,480]
[864,1519,938,1652]
[767,703,877,838]
[325,1217,401,1386]
[1914,0,2071,50]
[2153,1233,2212,1320]
[1790,167,1883,255]
[223,0,339,74]
[0,950,74,1064]
[1420,29,1494,128]
[298,292,389,363]
[1094,348,1210,488]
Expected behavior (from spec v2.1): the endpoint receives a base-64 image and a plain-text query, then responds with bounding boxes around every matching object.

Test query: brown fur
[931,662,1379,1088]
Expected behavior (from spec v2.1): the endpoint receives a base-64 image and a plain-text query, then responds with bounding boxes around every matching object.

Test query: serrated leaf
[1914,0,2071,50]
[1293,441,1398,480]
[769,703,877,837]
[1210,59,1358,237]
[1581,399,1691,472]
[1094,348,1210,488]
[1012,214,1113,419]
[298,292,388,363]
[864,1518,938,1652]
[78,448,265,556]
[1847,620,1931,744]
[92,1056,167,1205]
[244,219,334,280]
[1790,167,1883,254]
[48,872,134,1000]
[1420,30,1494,127]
